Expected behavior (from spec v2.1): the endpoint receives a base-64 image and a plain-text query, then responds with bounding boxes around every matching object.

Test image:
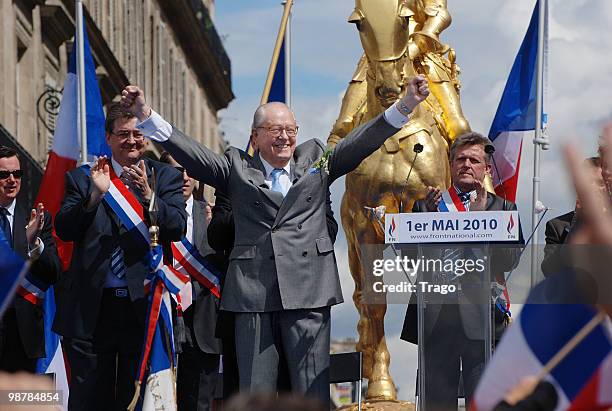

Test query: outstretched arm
[121,86,231,193]
[327,75,430,183]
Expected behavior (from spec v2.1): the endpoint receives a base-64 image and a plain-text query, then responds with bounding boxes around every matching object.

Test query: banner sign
[385,211,520,244]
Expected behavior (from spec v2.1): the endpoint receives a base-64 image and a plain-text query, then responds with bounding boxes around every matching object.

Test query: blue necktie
[270,168,286,196]
[110,246,126,279]
[0,207,13,248]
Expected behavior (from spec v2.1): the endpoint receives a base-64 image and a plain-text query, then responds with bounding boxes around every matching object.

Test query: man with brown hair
[53,103,186,410]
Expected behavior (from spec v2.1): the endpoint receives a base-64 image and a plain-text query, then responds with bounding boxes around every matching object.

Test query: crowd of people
[0,74,610,411]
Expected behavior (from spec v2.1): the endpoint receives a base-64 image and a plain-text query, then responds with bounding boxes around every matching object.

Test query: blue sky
[213,0,612,400]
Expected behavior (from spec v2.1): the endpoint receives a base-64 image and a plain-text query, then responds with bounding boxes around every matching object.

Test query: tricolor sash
[437,188,468,212]
[80,163,150,247]
[437,188,512,311]
[104,166,150,245]
[81,163,193,308]
[171,238,221,299]
[17,274,46,305]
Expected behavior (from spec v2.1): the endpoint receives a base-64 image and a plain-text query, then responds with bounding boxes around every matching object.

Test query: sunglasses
[175,166,188,176]
[0,170,23,180]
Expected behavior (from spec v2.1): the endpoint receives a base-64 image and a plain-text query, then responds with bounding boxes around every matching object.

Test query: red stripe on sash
[447,189,467,212]
[108,166,144,220]
[16,287,40,305]
[171,243,221,298]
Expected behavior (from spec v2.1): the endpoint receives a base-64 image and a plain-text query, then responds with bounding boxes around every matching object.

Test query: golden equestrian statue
[327,0,471,406]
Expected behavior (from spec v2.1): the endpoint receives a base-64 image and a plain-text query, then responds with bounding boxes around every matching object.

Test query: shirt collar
[185,195,194,216]
[453,185,477,206]
[259,156,291,179]
[111,157,125,178]
[1,199,16,215]
[453,185,476,198]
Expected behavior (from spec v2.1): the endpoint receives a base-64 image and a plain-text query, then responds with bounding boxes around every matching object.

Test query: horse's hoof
[365,377,397,401]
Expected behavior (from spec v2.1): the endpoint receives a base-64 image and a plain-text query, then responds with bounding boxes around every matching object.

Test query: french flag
[0,230,29,317]
[130,246,181,411]
[488,1,547,202]
[472,303,612,410]
[34,22,108,409]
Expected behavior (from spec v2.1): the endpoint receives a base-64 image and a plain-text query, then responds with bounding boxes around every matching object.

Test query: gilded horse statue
[327,0,471,403]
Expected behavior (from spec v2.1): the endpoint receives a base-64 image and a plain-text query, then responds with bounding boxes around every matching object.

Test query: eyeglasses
[0,170,23,180]
[111,129,145,141]
[257,126,299,138]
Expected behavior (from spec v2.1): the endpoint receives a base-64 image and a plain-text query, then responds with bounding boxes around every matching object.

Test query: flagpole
[76,0,88,164]
[285,1,292,108]
[530,0,548,286]
[260,0,293,105]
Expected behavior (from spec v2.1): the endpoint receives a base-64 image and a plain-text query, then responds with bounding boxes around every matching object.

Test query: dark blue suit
[54,158,186,411]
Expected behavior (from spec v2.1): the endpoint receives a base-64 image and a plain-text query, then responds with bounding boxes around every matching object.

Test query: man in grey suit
[120,76,430,403]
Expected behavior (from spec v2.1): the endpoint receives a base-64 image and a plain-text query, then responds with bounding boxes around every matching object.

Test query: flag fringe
[127,381,141,411]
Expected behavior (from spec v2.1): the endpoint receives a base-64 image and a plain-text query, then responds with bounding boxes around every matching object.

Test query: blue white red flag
[488,1,547,202]
[473,304,612,410]
[0,230,29,317]
[34,21,108,409]
[129,245,183,411]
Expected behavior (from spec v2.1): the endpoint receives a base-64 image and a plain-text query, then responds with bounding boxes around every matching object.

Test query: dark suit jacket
[5,202,61,358]
[53,159,186,339]
[541,211,575,277]
[401,192,523,343]
[163,114,399,312]
[182,199,221,354]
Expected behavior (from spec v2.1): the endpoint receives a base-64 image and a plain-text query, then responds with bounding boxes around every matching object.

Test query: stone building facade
[0,0,232,203]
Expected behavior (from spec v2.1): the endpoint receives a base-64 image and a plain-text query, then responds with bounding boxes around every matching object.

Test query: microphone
[485,144,508,211]
[399,143,424,213]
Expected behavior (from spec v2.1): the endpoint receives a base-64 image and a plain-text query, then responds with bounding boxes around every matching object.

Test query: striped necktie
[110,246,126,279]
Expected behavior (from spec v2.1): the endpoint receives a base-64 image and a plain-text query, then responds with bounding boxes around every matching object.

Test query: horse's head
[349,0,412,107]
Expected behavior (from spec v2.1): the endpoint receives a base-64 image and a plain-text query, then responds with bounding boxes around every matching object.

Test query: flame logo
[507,214,515,233]
[388,217,396,236]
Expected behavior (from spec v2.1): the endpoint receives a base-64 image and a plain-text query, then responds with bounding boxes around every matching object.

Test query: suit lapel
[247,152,283,208]
[485,193,497,211]
[13,202,28,258]
[192,200,206,250]
[290,158,309,184]
[274,158,313,226]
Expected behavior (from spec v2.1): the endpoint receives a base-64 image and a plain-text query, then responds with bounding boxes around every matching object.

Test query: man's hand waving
[469,178,489,211]
[25,203,45,248]
[86,156,111,210]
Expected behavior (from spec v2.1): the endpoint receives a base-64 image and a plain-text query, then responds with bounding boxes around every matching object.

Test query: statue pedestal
[337,400,415,411]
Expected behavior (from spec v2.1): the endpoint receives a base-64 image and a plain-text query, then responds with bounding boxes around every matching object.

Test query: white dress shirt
[185,194,194,243]
[259,157,292,195]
